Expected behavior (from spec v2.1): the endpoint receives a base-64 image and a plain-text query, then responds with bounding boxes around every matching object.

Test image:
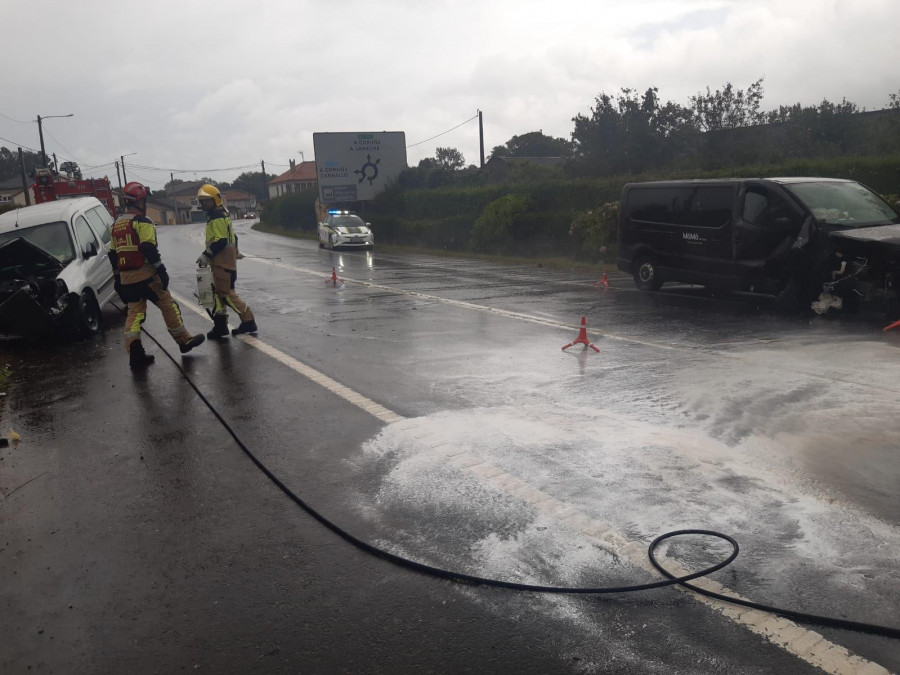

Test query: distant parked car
[0,197,117,339]
[317,210,374,250]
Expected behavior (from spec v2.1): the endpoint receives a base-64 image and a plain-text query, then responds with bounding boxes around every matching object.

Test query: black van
[616,177,900,310]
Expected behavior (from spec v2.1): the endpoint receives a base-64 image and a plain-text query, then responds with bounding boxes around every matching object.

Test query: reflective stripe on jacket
[205,208,238,270]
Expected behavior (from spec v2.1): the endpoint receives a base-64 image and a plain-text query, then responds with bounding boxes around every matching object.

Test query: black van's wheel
[633,256,662,291]
[77,291,102,335]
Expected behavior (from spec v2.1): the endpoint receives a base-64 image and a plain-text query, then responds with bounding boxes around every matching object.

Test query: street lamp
[36,113,74,168]
[120,152,137,183]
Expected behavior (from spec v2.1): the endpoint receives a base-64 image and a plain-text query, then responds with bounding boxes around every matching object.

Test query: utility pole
[17,147,32,205]
[115,161,123,193]
[52,153,58,174]
[121,156,128,183]
[37,115,46,167]
[478,109,485,168]
[260,159,268,201]
[35,113,73,168]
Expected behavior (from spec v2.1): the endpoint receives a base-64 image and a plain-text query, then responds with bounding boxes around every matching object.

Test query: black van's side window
[692,187,734,228]
[742,189,799,232]
[628,188,693,226]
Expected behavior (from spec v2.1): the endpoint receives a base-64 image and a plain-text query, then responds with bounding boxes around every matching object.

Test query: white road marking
[243,256,900,395]
[169,287,891,674]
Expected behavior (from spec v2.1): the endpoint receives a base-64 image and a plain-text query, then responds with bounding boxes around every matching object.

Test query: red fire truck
[32,164,117,218]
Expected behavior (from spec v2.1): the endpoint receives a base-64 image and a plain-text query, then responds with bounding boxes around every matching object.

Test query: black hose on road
[136,322,900,641]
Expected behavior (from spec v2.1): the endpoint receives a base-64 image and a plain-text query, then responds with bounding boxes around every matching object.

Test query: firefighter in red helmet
[196,184,257,339]
[109,181,205,369]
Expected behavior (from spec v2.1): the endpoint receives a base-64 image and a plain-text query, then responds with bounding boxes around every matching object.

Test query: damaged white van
[0,197,117,339]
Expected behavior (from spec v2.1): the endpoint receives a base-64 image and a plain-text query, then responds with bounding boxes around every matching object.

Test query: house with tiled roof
[0,176,34,208]
[221,189,257,218]
[164,180,207,223]
[268,160,317,198]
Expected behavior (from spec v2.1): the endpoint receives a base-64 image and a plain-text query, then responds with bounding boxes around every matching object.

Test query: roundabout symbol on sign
[354,154,381,185]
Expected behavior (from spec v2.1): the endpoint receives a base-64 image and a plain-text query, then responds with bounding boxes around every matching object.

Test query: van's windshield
[0,221,76,263]
[784,181,899,228]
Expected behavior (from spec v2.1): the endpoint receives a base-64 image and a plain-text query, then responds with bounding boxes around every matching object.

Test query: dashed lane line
[168,289,891,675]
[243,256,900,395]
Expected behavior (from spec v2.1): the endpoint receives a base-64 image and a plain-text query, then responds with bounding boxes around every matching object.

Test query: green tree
[435,147,465,170]
[0,146,44,181]
[230,170,276,201]
[490,131,573,159]
[688,78,766,132]
[571,87,690,175]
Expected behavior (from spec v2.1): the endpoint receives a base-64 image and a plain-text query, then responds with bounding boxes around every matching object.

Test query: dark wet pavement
[1,221,898,673]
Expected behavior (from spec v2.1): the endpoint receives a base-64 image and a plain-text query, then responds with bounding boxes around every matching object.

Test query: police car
[317,210,374,250]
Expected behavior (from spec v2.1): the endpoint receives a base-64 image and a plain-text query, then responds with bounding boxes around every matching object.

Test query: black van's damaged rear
[616,177,900,314]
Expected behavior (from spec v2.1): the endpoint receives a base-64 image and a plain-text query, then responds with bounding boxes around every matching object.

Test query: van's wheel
[77,291,102,335]
[633,255,662,291]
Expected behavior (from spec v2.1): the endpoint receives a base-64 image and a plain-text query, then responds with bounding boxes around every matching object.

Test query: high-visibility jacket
[204,207,238,271]
[110,213,160,284]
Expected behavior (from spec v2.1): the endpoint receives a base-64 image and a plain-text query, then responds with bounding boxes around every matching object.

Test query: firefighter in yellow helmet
[110,182,205,369]
[196,184,257,339]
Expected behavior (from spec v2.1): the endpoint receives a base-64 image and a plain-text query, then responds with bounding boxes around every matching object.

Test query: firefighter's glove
[156,264,170,291]
[196,254,210,268]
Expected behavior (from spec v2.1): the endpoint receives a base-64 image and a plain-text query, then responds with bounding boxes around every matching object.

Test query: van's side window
[691,187,734,228]
[85,207,112,245]
[73,215,100,255]
[628,188,693,226]
[742,189,799,232]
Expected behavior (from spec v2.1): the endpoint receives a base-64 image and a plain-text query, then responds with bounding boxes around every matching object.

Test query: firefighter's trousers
[120,275,192,352]
[212,266,254,322]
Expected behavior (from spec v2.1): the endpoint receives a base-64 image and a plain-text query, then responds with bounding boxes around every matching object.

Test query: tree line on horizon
[403,78,900,187]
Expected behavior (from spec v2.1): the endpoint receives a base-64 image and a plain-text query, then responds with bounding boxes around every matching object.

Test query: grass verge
[251,221,619,275]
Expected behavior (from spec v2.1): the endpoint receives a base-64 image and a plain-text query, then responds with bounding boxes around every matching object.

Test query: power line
[406,114,479,148]
[0,134,40,153]
[0,112,32,124]
[44,128,80,165]
[128,161,260,173]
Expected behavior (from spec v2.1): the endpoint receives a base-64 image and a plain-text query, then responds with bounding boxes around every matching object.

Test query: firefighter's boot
[129,341,155,370]
[179,333,206,354]
[207,315,230,340]
[231,319,258,336]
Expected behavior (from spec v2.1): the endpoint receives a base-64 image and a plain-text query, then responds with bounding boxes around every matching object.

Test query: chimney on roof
[289,159,295,169]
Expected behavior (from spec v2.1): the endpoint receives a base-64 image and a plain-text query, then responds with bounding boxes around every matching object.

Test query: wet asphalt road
[1,220,899,674]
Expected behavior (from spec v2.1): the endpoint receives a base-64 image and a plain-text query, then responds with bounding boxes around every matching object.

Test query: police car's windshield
[785,181,899,227]
[332,215,366,228]
[0,221,76,263]
[331,215,368,232]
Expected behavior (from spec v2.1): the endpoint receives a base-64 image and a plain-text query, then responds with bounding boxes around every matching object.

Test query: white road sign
[313,131,408,202]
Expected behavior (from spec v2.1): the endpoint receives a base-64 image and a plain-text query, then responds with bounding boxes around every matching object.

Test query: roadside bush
[569,201,619,263]
[260,190,318,231]
[470,193,532,253]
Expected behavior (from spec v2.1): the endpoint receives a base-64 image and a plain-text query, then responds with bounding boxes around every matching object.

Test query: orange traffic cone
[562,316,600,353]
[592,269,609,288]
[325,266,343,286]
[884,317,900,331]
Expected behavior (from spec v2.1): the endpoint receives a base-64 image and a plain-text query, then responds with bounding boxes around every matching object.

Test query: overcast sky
[2,0,898,190]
